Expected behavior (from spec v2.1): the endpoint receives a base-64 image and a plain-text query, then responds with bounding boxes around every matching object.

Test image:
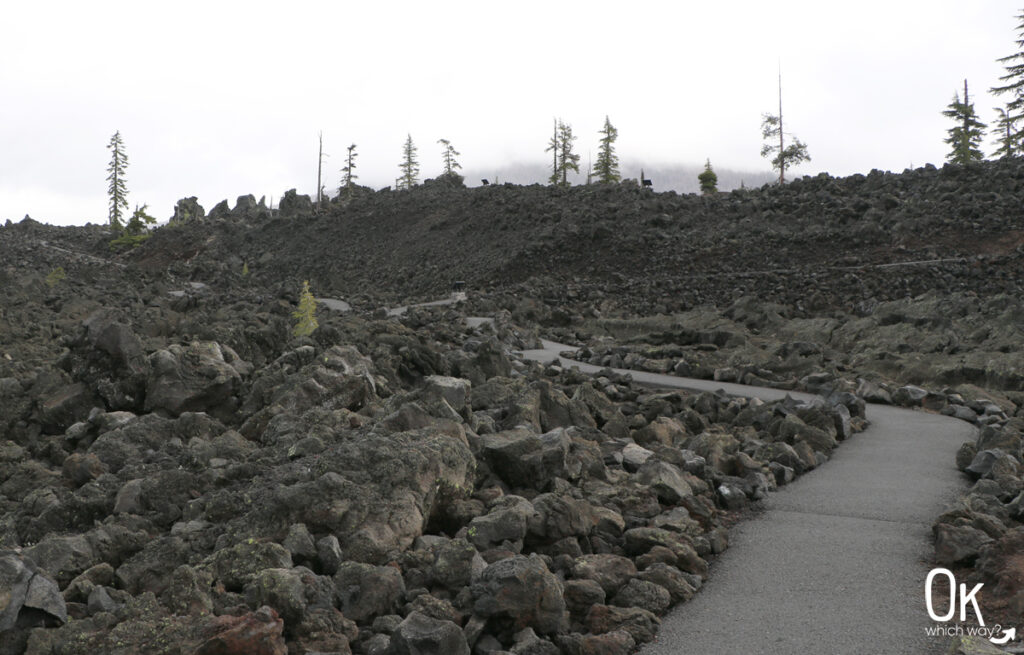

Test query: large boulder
[471,554,568,636]
[571,554,637,596]
[466,495,536,550]
[482,427,572,490]
[225,424,475,565]
[385,611,470,655]
[635,460,693,504]
[170,196,205,223]
[36,382,98,435]
[334,561,406,624]
[933,524,995,566]
[0,551,67,631]
[146,342,248,419]
[194,606,287,655]
[279,189,314,217]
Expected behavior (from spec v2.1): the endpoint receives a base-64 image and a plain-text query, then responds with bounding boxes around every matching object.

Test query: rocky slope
[2,157,1023,653]
[0,228,864,654]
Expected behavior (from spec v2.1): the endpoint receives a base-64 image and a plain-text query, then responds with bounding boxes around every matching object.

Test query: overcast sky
[0,1,1016,226]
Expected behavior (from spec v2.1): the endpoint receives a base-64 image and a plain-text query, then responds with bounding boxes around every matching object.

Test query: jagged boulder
[471,554,568,636]
[170,196,205,223]
[145,341,249,419]
[279,189,314,217]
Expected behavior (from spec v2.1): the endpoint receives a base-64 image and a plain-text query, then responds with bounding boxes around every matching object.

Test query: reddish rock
[580,630,636,655]
[61,452,107,487]
[194,606,287,655]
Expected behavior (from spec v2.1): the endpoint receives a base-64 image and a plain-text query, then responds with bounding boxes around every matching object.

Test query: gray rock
[316,535,344,575]
[208,199,231,220]
[23,534,98,588]
[510,627,560,655]
[334,561,406,624]
[636,562,697,604]
[893,385,929,406]
[467,495,535,550]
[432,538,485,589]
[620,443,655,471]
[584,604,660,644]
[481,427,571,490]
[636,460,693,504]
[965,449,1020,480]
[562,578,606,617]
[610,578,670,615]
[717,482,749,510]
[283,523,318,562]
[208,540,293,590]
[571,554,637,596]
[471,554,567,635]
[170,196,205,223]
[528,493,594,542]
[385,611,469,655]
[578,630,636,655]
[933,524,994,566]
[0,551,67,631]
[234,194,258,214]
[145,342,247,418]
[279,189,314,217]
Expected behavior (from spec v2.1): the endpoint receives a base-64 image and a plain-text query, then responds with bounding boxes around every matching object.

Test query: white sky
[0,1,1016,226]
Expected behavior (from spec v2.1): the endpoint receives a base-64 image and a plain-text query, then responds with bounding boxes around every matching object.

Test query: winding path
[520,338,975,655]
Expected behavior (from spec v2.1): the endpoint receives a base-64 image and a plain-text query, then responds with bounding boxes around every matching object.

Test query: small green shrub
[45,267,66,288]
[292,280,319,337]
[109,232,152,251]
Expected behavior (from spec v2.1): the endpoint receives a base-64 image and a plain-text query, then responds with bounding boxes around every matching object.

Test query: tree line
[104,9,1024,232]
[944,9,1024,165]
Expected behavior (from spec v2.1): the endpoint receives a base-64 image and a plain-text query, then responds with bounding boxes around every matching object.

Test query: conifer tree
[992,10,1024,137]
[943,79,987,165]
[557,121,581,187]
[761,72,809,184]
[292,280,319,337]
[698,159,718,195]
[106,131,129,230]
[545,119,559,185]
[545,119,580,187]
[594,116,621,184]
[108,204,157,250]
[992,106,1018,159]
[438,139,462,175]
[340,144,358,193]
[398,134,419,189]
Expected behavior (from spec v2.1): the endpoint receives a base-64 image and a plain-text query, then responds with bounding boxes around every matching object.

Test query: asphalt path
[520,338,976,655]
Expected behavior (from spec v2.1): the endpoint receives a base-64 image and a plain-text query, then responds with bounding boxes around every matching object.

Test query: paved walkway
[520,339,975,654]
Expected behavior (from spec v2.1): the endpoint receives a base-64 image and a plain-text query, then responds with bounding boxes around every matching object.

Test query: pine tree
[438,138,462,175]
[398,134,419,190]
[125,204,156,235]
[992,106,1018,159]
[992,10,1024,139]
[109,204,157,250]
[594,116,621,184]
[545,119,559,185]
[545,120,580,187]
[698,159,718,195]
[760,72,810,184]
[558,121,581,187]
[340,144,358,194]
[106,131,129,230]
[292,280,319,337]
[943,79,987,165]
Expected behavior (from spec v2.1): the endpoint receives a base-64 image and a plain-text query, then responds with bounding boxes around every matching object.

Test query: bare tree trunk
[316,131,324,210]
[778,70,785,184]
